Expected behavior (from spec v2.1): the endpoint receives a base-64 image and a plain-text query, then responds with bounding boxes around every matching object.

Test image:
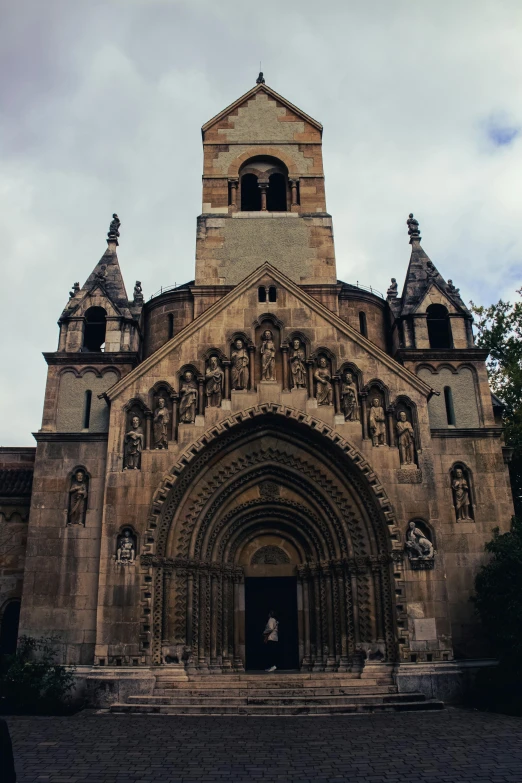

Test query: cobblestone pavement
[6,708,522,783]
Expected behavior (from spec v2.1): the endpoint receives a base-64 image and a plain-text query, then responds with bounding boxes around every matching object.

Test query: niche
[450,463,474,521]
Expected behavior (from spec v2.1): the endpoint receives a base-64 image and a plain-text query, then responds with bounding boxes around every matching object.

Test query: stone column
[333,375,341,415]
[360,393,369,440]
[259,182,268,211]
[289,178,298,206]
[170,393,179,441]
[323,563,337,672]
[144,411,152,450]
[229,178,238,210]
[198,571,210,673]
[210,571,220,670]
[198,377,205,417]
[221,574,232,670]
[161,569,172,653]
[298,566,312,670]
[248,344,256,391]
[371,560,385,643]
[311,565,324,671]
[386,405,396,448]
[233,574,244,672]
[335,562,350,671]
[306,360,315,399]
[223,360,231,400]
[281,344,289,392]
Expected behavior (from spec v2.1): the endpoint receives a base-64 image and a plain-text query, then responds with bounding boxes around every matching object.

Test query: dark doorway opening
[0,600,21,655]
[245,576,299,671]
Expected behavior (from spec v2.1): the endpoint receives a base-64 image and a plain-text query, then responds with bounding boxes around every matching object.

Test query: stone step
[154,677,392,690]
[128,692,424,707]
[110,698,444,716]
[152,685,397,697]
[161,671,374,682]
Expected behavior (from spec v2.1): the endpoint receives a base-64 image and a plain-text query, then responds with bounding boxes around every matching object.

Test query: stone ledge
[430,427,503,438]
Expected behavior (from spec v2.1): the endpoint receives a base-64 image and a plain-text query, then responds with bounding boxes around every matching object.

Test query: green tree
[470,289,522,513]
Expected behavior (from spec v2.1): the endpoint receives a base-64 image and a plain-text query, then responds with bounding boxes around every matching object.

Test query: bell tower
[195,76,336,286]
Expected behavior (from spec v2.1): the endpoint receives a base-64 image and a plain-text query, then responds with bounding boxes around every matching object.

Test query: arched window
[267,173,287,211]
[258,286,267,303]
[268,286,277,302]
[83,307,106,352]
[83,390,92,429]
[241,173,261,211]
[359,311,368,337]
[444,386,456,426]
[427,304,452,349]
[0,600,21,655]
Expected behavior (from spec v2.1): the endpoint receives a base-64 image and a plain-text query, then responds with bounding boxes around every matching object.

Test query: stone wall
[418,366,481,428]
[56,370,119,432]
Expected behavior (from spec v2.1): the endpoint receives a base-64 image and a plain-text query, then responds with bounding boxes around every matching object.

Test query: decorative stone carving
[116,528,136,564]
[153,397,170,449]
[259,481,280,499]
[386,278,398,299]
[205,356,224,407]
[396,411,415,466]
[107,212,120,240]
[314,357,333,406]
[405,521,434,569]
[369,397,386,446]
[69,282,80,299]
[123,415,144,470]
[447,279,460,296]
[251,546,290,565]
[133,281,143,304]
[397,469,422,484]
[290,339,306,389]
[95,264,107,282]
[231,339,249,390]
[340,372,360,422]
[260,329,276,381]
[426,260,436,278]
[452,467,473,521]
[407,212,421,242]
[67,469,88,526]
[179,371,198,424]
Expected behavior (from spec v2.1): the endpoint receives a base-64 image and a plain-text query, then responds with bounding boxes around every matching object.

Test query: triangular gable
[61,245,133,320]
[400,240,470,317]
[105,263,434,402]
[64,283,125,319]
[201,83,323,136]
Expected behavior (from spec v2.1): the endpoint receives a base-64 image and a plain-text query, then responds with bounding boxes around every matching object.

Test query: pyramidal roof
[399,214,470,316]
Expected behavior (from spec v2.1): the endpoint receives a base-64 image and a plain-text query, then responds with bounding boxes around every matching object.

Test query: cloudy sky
[1,0,521,446]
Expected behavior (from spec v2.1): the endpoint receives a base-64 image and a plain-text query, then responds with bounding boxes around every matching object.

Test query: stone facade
[1,81,514,695]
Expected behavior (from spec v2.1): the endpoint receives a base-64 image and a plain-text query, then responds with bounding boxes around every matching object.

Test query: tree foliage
[470,289,522,513]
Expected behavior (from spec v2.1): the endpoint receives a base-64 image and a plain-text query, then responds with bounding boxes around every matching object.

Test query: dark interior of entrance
[245,576,299,671]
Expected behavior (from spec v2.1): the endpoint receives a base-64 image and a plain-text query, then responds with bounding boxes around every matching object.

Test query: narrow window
[168,313,174,339]
[266,173,287,211]
[359,311,368,337]
[427,304,452,349]
[241,173,261,211]
[83,307,106,352]
[83,390,92,429]
[444,386,456,426]
[258,286,267,303]
[268,286,277,302]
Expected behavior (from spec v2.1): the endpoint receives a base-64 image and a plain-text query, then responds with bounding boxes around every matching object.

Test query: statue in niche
[369,396,386,446]
[179,371,198,424]
[67,469,88,526]
[231,338,249,390]
[396,410,415,466]
[290,339,306,389]
[340,372,360,421]
[153,397,170,449]
[314,357,333,406]
[452,467,472,521]
[261,329,276,381]
[123,415,144,470]
[406,521,434,562]
[205,356,224,407]
[116,529,136,564]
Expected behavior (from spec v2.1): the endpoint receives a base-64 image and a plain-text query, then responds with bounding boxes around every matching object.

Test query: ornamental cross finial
[256,71,265,84]
[407,213,421,243]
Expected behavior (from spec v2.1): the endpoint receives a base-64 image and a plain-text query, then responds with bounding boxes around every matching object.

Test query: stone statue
[447,279,460,296]
[407,212,421,241]
[340,372,360,421]
[452,468,472,521]
[396,411,415,466]
[69,282,80,299]
[153,397,170,449]
[116,529,136,564]
[95,264,107,281]
[369,397,386,446]
[68,469,88,526]
[290,339,306,389]
[256,71,265,84]
[426,260,436,278]
[314,357,333,406]
[205,356,224,407]
[133,281,143,303]
[231,339,249,390]
[108,213,120,240]
[179,371,198,423]
[386,278,398,299]
[123,415,144,470]
[405,521,434,561]
[261,330,276,382]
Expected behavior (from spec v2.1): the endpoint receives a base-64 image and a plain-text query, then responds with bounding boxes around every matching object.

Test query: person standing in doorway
[263,610,279,672]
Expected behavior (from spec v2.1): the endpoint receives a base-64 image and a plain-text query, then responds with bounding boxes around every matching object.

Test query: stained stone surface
[6,710,522,783]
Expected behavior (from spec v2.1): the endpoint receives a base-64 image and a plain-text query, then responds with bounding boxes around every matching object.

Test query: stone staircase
[109,669,444,715]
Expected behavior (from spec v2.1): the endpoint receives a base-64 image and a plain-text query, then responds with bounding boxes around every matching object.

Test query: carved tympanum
[231,339,249,390]
[153,397,170,449]
[396,411,415,466]
[116,528,136,564]
[251,546,290,565]
[452,467,473,521]
[340,372,360,422]
[405,521,434,569]
[205,356,224,407]
[369,397,386,446]
[123,415,144,470]
[314,357,333,406]
[67,469,88,526]
[179,372,198,424]
[290,339,306,389]
[259,481,280,499]
[261,330,276,382]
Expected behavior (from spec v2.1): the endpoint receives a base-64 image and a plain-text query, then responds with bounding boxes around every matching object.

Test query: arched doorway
[142,409,400,672]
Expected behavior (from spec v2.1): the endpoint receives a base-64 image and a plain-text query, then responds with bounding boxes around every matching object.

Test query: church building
[0,78,514,708]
